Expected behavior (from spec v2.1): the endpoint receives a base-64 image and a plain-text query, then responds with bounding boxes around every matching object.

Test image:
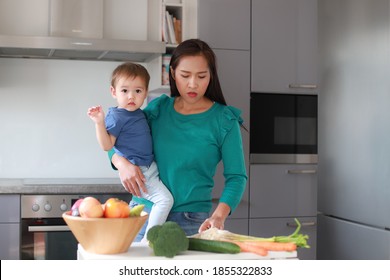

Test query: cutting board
[77,243,298,260]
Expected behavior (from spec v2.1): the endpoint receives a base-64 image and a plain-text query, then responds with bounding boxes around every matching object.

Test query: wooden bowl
[63,211,148,254]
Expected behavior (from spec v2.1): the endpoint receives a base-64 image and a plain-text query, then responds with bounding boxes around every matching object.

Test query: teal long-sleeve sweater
[109,95,247,214]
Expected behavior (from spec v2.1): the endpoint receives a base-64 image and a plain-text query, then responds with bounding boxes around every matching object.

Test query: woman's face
[172,55,211,104]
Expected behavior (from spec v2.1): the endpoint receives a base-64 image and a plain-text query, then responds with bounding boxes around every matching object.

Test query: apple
[71,198,84,216]
[78,196,104,218]
[103,198,130,218]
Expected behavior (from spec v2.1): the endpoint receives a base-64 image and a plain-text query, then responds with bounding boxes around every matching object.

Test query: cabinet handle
[287,169,317,174]
[288,84,318,89]
[28,225,70,232]
[286,221,316,227]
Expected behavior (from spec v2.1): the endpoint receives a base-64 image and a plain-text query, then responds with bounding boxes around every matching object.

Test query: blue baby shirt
[105,107,154,167]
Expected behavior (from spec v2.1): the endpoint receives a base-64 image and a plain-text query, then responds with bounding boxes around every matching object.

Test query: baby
[87,62,173,242]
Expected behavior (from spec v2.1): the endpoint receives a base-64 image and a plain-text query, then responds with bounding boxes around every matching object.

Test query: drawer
[249,164,317,218]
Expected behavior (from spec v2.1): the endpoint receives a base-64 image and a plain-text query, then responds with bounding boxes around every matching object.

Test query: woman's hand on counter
[198,202,230,232]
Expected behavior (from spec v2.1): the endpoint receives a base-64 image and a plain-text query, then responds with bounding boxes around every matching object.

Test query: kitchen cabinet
[198,0,251,231]
[251,0,318,94]
[224,218,248,235]
[50,0,155,41]
[0,0,164,62]
[0,195,20,260]
[249,164,317,218]
[198,0,250,50]
[0,0,156,41]
[210,49,250,221]
[0,0,49,36]
[249,164,317,259]
[104,0,150,41]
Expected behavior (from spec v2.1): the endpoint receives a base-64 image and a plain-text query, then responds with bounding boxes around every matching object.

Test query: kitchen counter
[0,178,127,194]
[77,243,298,260]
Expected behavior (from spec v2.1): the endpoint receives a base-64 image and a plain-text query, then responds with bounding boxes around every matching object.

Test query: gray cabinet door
[211,49,250,219]
[198,0,250,50]
[198,0,250,222]
[249,164,317,218]
[251,0,317,93]
[0,195,20,222]
[249,217,317,260]
[0,224,20,259]
[0,195,20,259]
[224,218,249,235]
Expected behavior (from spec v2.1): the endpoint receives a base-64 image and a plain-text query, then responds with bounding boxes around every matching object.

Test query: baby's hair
[111,62,150,90]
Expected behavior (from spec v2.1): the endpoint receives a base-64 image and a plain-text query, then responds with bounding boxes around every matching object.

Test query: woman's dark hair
[169,39,227,105]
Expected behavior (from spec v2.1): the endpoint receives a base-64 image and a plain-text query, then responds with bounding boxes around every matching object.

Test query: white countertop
[77,243,298,260]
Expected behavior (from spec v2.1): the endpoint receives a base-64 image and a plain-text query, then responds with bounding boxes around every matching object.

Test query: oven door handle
[28,225,70,232]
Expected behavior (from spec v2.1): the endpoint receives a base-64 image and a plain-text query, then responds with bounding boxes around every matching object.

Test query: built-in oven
[21,193,131,260]
[250,92,318,164]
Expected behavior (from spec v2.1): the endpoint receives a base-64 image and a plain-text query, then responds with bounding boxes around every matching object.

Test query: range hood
[0,35,165,62]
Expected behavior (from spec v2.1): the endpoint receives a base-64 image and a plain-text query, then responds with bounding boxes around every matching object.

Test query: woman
[109,39,247,239]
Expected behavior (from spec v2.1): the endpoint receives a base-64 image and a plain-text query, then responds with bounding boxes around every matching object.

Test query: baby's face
[111,76,147,111]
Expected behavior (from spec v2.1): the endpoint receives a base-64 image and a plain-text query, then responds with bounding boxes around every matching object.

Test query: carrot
[229,241,268,256]
[236,241,297,252]
[228,240,297,255]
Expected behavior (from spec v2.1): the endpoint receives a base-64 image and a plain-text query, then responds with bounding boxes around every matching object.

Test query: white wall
[0,58,147,178]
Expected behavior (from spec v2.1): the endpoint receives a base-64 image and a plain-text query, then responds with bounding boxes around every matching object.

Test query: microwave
[250,93,318,164]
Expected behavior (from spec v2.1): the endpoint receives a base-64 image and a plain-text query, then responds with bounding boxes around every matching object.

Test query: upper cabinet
[0,0,49,36]
[50,0,160,41]
[0,0,165,62]
[198,0,250,50]
[104,0,149,41]
[251,0,318,94]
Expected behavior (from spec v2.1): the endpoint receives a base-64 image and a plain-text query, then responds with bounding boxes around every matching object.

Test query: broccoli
[146,221,189,258]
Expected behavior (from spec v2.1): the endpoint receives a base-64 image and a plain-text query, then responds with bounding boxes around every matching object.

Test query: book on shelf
[162,8,169,43]
[165,11,177,44]
[173,17,182,44]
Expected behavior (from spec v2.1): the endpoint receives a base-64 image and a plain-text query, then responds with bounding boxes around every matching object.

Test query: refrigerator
[317,0,390,259]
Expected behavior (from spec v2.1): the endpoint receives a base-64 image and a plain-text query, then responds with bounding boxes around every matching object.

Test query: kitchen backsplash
[0,58,147,178]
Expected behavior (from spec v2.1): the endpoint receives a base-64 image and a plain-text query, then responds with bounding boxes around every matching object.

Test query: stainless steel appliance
[20,193,131,260]
[317,0,390,259]
[250,92,318,164]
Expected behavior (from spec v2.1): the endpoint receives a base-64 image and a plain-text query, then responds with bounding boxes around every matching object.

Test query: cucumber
[188,238,240,254]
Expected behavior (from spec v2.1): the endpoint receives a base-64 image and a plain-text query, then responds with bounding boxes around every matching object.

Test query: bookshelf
[148,0,198,97]
[163,1,183,48]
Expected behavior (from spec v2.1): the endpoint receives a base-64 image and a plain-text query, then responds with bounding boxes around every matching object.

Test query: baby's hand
[87,105,105,124]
